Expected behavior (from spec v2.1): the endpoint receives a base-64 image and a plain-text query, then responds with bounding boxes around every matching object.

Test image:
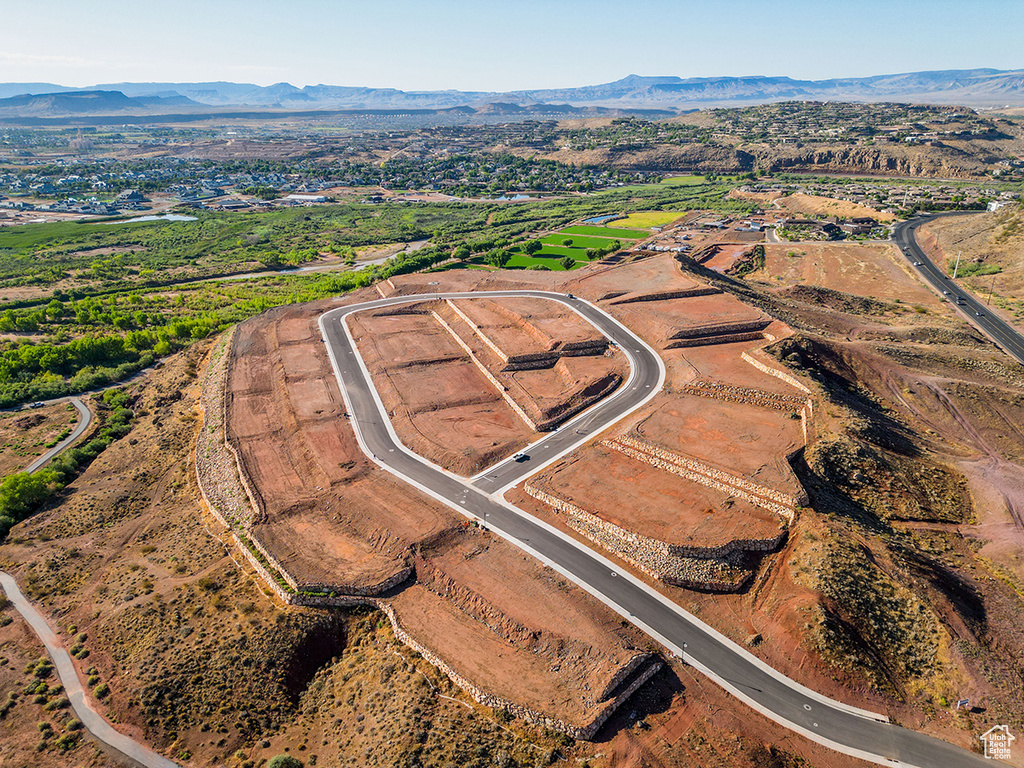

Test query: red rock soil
[349,295,626,473]
[226,291,655,733]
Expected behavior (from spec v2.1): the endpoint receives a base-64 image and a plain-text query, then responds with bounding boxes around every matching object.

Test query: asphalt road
[893,212,1024,366]
[0,571,179,768]
[320,290,992,768]
[25,397,92,474]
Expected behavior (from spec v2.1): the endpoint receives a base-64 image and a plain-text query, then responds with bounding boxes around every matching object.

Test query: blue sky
[2,0,1021,90]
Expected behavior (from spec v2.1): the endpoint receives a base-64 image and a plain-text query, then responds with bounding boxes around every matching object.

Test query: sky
[1,0,1022,91]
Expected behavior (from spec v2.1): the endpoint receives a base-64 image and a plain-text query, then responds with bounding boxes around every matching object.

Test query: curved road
[320,291,990,768]
[894,212,1024,366]
[25,397,92,474]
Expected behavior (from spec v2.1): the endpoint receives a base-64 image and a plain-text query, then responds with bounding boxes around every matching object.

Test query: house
[116,189,148,204]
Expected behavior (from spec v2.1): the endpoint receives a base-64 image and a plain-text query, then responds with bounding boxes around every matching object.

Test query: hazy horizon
[2,0,1022,92]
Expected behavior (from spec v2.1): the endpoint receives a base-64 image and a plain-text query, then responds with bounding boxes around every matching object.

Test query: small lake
[92,214,198,224]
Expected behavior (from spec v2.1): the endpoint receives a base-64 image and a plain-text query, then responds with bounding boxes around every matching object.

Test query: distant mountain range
[1,69,1023,118]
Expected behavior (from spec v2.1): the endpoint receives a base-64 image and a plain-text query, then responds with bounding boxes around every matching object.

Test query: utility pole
[952,250,962,279]
[988,272,997,306]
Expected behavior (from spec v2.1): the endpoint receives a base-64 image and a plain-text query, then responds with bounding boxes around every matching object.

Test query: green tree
[559,256,575,270]
[486,248,511,269]
[561,238,573,247]
[267,757,303,768]
[523,239,542,255]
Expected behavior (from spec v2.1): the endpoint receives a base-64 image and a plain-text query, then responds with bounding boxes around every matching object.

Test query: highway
[320,290,991,768]
[893,212,1024,366]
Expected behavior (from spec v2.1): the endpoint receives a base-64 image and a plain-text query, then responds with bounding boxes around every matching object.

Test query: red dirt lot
[755,241,943,306]
[433,299,626,429]
[568,256,700,301]
[227,301,465,591]
[532,443,786,551]
[349,305,534,474]
[633,395,804,498]
[702,243,752,273]
[610,294,768,348]
[671,334,801,395]
[452,296,605,358]
[391,533,653,728]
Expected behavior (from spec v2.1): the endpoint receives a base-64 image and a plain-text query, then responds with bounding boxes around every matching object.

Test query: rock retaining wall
[195,329,256,530]
[608,286,722,305]
[666,331,766,348]
[671,319,771,340]
[741,351,812,395]
[524,485,758,592]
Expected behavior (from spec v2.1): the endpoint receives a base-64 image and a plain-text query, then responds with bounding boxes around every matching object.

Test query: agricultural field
[609,210,686,229]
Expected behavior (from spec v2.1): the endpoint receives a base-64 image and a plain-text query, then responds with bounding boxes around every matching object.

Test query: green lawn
[504,253,583,270]
[540,234,622,249]
[559,225,648,240]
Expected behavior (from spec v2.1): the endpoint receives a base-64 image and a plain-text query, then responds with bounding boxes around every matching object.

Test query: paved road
[894,212,1024,366]
[0,571,179,768]
[25,398,92,474]
[320,291,990,768]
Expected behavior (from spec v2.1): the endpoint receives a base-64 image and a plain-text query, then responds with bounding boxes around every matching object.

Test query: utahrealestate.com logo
[980,725,1015,760]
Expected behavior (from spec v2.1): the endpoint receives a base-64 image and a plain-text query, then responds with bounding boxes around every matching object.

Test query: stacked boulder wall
[525,485,762,592]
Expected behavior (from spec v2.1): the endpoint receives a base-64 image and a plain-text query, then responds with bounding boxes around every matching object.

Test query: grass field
[511,244,590,260]
[659,175,708,186]
[504,253,582,270]
[540,234,622,249]
[609,211,685,229]
[559,225,648,240]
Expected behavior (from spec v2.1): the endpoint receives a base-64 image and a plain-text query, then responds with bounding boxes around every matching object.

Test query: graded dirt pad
[568,255,699,301]
[755,241,943,306]
[0,401,82,476]
[610,293,767,348]
[672,335,803,395]
[452,295,606,358]
[508,355,622,422]
[227,301,465,590]
[633,394,804,497]
[702,243,751,272]
[391,534,652,729]
[532,443,786,552]
[348,305,533,474]
[432,299,627,430]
